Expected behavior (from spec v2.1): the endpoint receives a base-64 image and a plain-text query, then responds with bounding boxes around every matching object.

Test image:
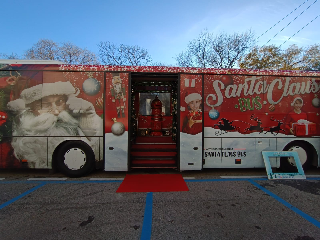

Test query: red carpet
[116,174,189,192]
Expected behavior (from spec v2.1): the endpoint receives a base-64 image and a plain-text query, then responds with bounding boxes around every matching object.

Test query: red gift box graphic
[292,120,316,137]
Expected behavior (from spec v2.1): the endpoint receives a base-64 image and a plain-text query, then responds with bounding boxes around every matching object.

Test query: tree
[24,39,99,65]
[282,44,305,70]
[175,30,256,68]
[176,31,213,68]
[238,45,283,70]
[239,44,320,70]
[98,41,152,66]
[0,53,20,59]
[302,44,320,71]
[25,39,59,60]
[59,42,99,65]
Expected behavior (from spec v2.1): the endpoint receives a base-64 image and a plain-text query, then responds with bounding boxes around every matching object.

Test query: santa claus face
[188,99,201,112]
[29,95,68,116]
[293,99,303,112]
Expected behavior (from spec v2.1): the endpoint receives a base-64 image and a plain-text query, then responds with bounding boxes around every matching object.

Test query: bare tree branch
[98,41,152,66]
[59,42,99,65]
[25,39,59,60]
[175,30,255,68]
[0,52,20,59]
[24,39,99,65]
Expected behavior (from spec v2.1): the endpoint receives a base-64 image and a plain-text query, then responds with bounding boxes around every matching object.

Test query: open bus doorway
[129,74,179,169]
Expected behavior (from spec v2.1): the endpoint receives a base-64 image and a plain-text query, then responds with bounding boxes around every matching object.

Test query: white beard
[11,111,80,168]
[13,110,79,136]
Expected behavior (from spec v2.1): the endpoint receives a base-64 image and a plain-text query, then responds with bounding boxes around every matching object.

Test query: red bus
[0,61,319,177]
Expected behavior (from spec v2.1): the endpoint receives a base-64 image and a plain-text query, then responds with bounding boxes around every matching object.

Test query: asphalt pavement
[0,168,320,240]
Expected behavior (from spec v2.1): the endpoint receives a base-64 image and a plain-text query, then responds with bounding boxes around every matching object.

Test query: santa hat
[291,95,303,106]
[185,92,202,104]
[7,81,76,111]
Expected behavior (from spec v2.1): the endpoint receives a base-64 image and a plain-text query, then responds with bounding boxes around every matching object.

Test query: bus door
[129,74,179,169]
[180,74,203,170]
[104,72,129,171]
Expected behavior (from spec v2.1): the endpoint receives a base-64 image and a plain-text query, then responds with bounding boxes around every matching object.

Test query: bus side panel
[43,70,104,168]
[180,74,203,170]
[104,73,129,171]
[1,66,105,170]
[203,136,277,168]
[203,75,279,168]
[266,75,320,167]
[0,68,44,169]
[203,74,320,168]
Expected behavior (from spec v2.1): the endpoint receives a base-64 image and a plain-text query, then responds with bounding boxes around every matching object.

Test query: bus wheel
[280,142,312,172]
[56,141,95,178]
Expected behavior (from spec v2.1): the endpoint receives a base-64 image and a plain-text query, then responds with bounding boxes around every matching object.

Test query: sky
[1,0,319,65]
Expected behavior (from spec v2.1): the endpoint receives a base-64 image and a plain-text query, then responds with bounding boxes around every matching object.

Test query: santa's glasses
[32,96,67,111]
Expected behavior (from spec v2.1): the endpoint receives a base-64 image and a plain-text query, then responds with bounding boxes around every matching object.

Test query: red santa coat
[285,111,308,133]
[182,110,202,135]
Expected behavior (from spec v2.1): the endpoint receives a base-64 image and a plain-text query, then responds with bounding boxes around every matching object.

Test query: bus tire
[280,141,312,172]
[56,141,95,178]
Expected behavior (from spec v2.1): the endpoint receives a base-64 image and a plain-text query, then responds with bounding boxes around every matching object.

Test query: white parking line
[89,178,124,181]
[183,177,195,179]
[220,176,267,179]
[27,178,68,181]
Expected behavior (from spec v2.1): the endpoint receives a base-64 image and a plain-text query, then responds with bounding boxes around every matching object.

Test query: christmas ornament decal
[0,111,7,126]
[206,94,219,120]
[312,94,320,108]
[209,108,219,120]
[220,75,233,86]
[269,104,275,112]
[111,118,125,136]
[96,96,103,109]
[82,78,101,96]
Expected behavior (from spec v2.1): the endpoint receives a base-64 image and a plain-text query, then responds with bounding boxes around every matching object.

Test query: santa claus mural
[7,81,103,168]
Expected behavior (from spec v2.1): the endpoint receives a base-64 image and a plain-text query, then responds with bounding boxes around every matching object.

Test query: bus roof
[1,62,320,77]
[0,59,64,64]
